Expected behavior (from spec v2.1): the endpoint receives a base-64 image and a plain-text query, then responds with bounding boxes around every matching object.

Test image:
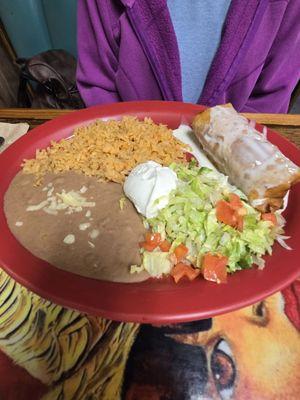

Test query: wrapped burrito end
[192,104,300,212]
[192,103,233,133]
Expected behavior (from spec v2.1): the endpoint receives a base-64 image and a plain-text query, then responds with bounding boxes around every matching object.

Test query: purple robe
[77,0,300,113]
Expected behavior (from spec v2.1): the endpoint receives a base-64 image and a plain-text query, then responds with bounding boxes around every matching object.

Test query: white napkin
[0,122,29,153]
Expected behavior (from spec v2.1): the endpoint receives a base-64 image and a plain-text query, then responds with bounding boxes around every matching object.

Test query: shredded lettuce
[147,162,277,273]
[141,251,172,277]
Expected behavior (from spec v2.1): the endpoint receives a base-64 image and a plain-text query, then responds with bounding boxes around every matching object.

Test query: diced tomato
[228,193,243,210]
[145,232,161,245]
[139,241,158,252]
[185,152,198,164]
[202,253,228,284]
[216,200,237,226]
[216,194,245,231]
[261,213,277,226]
[174,244,189,261]
[159,240,172,252]
[171,262,200,283]
[139,231,162,251]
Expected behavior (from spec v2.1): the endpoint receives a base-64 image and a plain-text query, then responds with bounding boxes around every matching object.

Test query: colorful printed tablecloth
[0,269,299,400]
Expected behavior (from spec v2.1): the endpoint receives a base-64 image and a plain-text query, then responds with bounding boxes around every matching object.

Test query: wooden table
[0,108,300,148]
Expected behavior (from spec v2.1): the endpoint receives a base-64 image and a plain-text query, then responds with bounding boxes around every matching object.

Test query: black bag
[17,49,84,109]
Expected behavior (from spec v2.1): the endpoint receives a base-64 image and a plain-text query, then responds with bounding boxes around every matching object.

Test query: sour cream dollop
[124,161,178,218]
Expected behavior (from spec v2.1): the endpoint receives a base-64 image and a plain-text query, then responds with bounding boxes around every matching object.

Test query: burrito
[192,104,300,212]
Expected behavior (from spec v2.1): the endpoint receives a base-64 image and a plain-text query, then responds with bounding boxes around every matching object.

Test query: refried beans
[4,171,150,283]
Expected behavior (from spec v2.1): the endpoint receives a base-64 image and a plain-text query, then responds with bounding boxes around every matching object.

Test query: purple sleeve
[242,1,300,113]
[76,0,121,106]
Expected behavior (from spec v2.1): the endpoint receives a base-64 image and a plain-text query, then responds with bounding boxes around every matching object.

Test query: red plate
[0,101,300,323]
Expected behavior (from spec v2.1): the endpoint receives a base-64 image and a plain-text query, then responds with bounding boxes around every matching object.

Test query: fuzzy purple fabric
[126,0,182,101]
[77,0,300,113]
[199,0,262,105]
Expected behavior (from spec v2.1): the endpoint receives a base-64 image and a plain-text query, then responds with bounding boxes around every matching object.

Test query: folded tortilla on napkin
[0,122,29,153]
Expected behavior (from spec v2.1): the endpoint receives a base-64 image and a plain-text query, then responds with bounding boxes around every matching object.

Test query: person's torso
[103,0,292,111]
